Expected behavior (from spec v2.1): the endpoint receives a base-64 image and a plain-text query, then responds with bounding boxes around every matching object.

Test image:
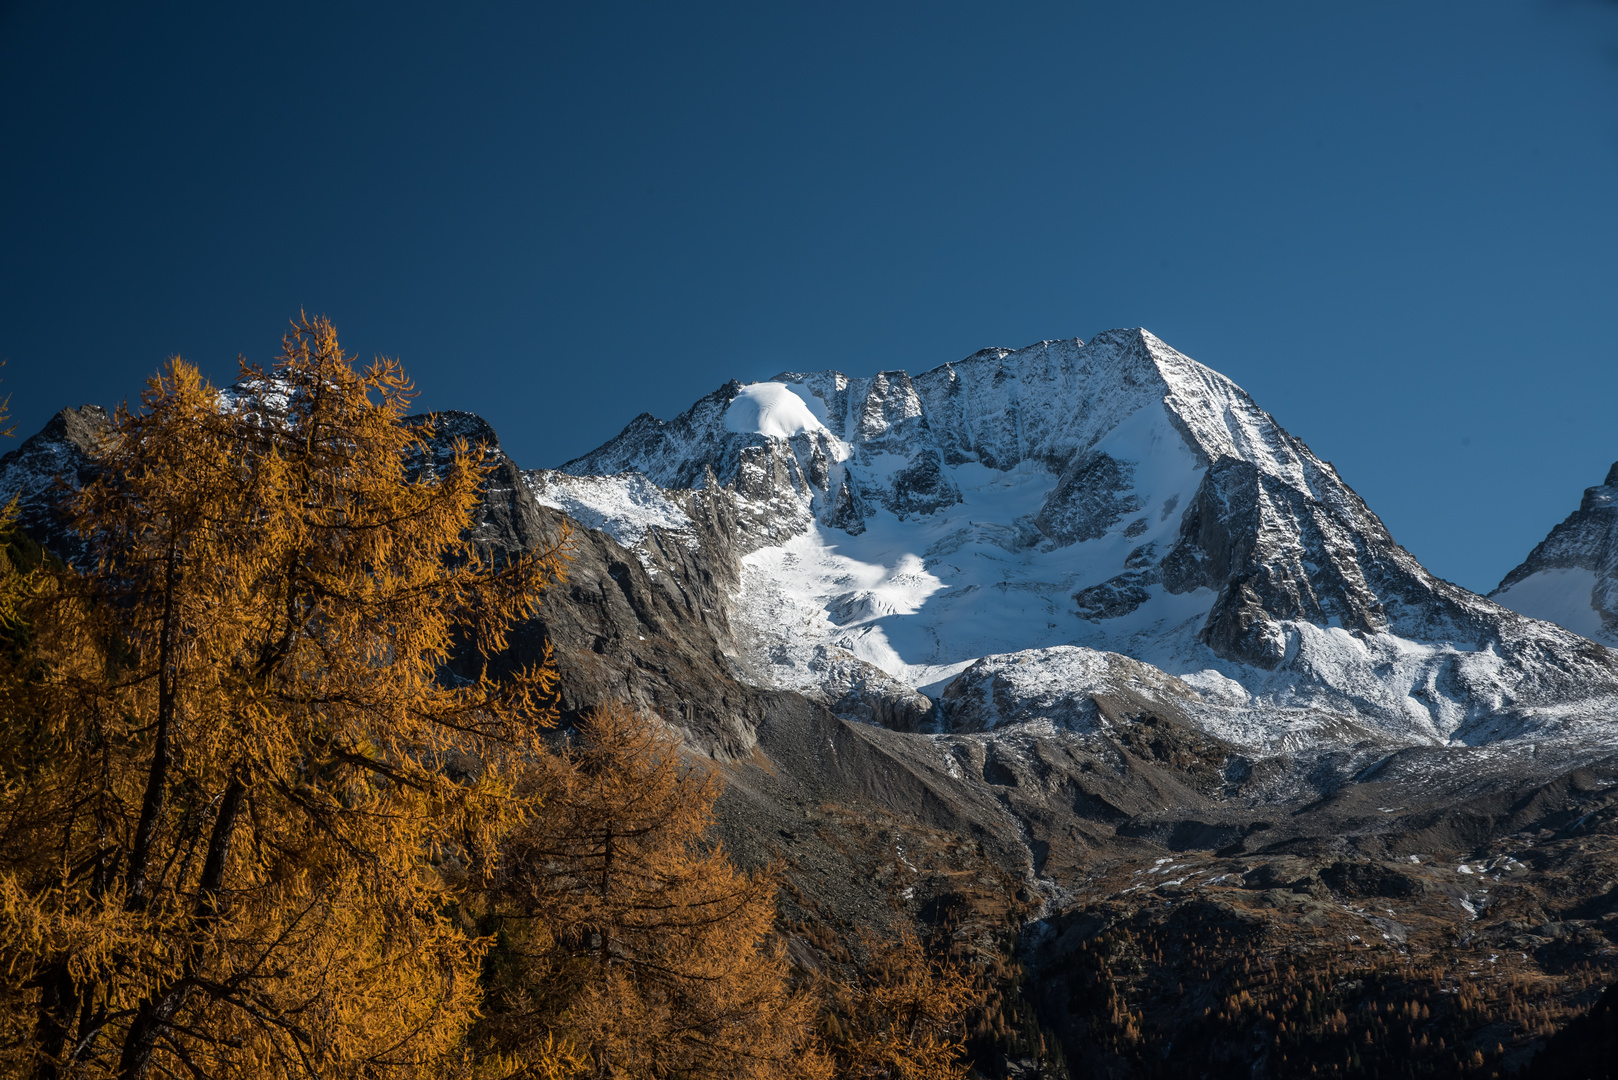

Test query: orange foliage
[0,316,569,1079]
[482,701,827,1079]
[0,316,992,1080]
[814,926,984,1079]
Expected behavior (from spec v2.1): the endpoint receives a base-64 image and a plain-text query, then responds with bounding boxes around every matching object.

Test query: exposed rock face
[406,412,767,760]
[406,411,557,556]
[525,463,941,731]
[512,502,766,759]
[0,405,111,562]
[1492,462,1618,647]
[1035,451,1142,546]
[559,382,827,552]
[939,647,1206,735]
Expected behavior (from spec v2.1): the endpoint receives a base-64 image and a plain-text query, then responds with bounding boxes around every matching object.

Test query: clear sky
[2,1,1616,594]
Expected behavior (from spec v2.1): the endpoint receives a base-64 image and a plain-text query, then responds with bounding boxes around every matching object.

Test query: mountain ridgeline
[1492,461,1618,648]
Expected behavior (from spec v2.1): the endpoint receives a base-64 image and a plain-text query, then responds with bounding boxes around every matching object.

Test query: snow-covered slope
[1491,462,1618,647]
[556,329,1618,750]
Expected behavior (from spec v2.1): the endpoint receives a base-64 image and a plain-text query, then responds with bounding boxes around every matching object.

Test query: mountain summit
[537,328,1618,751]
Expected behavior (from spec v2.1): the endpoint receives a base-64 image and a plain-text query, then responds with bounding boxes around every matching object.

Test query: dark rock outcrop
[1036,451,1142,546]
[0,405,111,562]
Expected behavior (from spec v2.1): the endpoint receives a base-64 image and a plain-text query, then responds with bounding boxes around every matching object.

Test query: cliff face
[405,410,769,760]
[0,404,111,563]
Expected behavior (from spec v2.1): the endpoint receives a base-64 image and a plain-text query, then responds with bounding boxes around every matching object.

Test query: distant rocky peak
[1492,460,1618,646]
[413,408,503,446]
[1580,463,1618,512]
[0,405,111,561]
[853,370,925,441]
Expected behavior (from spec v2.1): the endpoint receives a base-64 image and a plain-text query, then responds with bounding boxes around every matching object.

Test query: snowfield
[526,470,696,552]
[1492,568,1608,643]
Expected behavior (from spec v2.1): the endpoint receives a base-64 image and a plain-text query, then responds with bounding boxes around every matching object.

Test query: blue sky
[2,1,1616,593]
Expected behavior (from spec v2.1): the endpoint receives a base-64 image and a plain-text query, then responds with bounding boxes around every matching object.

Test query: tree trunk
[193,774,247,926]
[29,960,77,1080]
[116,773,246,1080]
[595,824,614,1079]
[125,538,181,913]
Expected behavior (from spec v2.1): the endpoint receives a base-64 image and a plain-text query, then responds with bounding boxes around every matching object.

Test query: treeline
[0,318,981,1080]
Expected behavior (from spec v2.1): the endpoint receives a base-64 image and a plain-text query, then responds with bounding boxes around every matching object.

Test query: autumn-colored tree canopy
[0,317,568,1079]
[0,316,984,1080]
[480,701,829,1080]
[815,926,984,1080]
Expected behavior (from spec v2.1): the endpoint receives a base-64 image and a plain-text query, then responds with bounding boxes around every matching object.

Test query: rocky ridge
[0,405,111,563]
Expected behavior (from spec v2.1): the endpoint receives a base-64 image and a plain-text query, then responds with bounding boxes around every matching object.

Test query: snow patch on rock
[1492,568,1609,644]
[1491,462,1618,647]
[524,470,695,552]
[724,383,826,440]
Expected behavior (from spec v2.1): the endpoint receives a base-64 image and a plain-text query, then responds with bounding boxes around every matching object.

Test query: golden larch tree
[815,925,984,1080]
[0,316,570,1079]
[481,701,829,1080]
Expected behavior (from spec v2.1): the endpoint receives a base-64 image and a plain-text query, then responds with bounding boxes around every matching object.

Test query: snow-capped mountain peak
[538,329,1618,752]
[3,330,1616,761]
[723,382,828,439]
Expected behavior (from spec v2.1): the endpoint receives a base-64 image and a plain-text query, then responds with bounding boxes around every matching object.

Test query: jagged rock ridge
[0,405,111,563]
